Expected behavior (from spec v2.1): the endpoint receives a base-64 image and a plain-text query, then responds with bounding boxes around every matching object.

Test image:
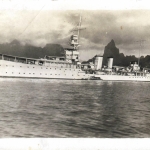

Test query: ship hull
[95,74,150,82]
[0,60,92,80]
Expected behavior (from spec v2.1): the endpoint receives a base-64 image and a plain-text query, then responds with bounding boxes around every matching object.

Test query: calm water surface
[0,78,150,137]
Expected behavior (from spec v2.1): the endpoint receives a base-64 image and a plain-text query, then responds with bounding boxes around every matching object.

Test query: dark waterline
[0,78,150,137]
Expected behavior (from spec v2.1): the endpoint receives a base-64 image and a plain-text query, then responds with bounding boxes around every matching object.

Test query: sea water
[0,78,150,137]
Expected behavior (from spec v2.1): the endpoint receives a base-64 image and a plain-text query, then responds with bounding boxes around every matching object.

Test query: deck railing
[0,54,79,69]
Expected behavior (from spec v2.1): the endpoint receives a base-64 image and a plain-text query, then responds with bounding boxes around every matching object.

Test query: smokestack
[107,57,113,69]
[94,55,103,70]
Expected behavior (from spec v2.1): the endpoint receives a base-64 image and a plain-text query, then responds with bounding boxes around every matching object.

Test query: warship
[0,16,95,80]
[94,56,150,81]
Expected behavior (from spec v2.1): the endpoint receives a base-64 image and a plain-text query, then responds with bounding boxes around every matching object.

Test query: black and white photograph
[0,0,150,149]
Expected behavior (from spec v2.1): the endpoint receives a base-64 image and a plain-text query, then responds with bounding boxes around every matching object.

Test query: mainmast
[136,40,145,66]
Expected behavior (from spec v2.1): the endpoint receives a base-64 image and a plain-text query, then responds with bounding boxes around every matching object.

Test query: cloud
[0,9,150,60]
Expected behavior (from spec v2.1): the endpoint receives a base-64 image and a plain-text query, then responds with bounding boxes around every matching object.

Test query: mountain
[0,39,150,68]
[140,55,150,68]
[0,40,64,58]
[103,39,121,66]
[84,39,150,68]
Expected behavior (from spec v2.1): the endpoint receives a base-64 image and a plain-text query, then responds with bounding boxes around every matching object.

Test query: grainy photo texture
[0,0,150,143]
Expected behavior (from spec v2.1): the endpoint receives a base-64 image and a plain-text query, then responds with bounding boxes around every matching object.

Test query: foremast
[65,15,85,64]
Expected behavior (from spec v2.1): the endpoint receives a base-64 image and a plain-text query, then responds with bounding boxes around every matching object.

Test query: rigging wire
[19,4,46,37]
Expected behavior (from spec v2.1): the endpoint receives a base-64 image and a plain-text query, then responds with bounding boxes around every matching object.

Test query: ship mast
[77,15,82,45]
[70,15,86,50]
[136,40,145,66]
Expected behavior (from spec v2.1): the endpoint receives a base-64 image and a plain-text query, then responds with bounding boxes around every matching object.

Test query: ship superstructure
[94,56,150,81]
[0,16,94,80]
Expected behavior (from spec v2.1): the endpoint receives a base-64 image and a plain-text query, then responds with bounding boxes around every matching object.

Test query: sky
[0,0,150,60]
